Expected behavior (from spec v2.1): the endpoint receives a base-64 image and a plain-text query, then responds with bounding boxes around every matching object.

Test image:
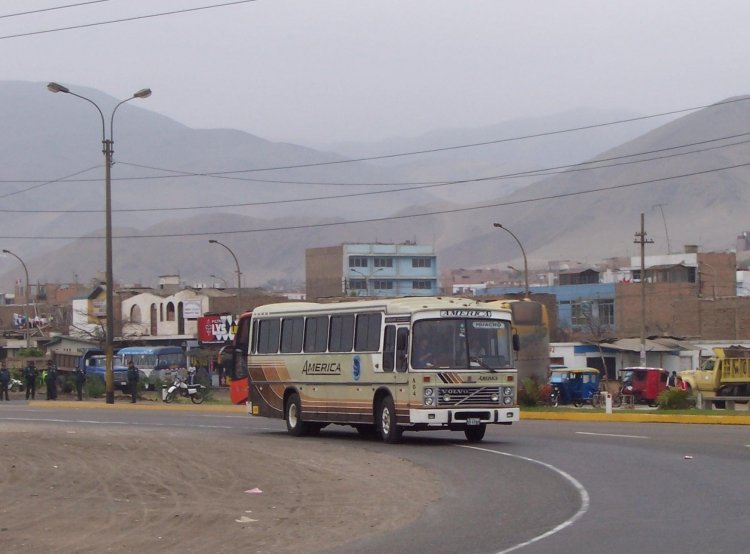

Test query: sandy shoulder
[0,423,437,554]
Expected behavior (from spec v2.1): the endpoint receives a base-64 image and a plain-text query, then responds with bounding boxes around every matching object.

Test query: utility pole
[634,213,654,366]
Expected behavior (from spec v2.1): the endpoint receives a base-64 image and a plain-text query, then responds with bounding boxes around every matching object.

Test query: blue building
[306,242,438,299]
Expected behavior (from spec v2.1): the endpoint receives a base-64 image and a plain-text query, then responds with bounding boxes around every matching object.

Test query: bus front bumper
[409,407,519,425]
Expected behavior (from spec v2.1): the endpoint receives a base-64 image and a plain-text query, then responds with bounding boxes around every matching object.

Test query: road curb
[521,411,750,425]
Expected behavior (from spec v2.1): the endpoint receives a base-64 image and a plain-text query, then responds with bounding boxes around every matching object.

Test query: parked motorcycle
[162,373,205,404]
[9,377,24,392]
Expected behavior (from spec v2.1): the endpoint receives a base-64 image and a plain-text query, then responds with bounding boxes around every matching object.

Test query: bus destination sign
[439,309,492,318]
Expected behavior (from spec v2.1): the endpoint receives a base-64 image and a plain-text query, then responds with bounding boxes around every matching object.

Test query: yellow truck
[678,346,750,407]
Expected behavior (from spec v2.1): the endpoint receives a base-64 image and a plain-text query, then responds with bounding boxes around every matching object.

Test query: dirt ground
[0,409,437,553]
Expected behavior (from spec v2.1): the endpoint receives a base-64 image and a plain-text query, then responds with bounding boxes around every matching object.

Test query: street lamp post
[493,223,529,297]
[350,268,368,296]
[350,267,383,296]
[48,82,151,404]
[209,240,242,315]
[699,261,717,300]
[2,249,30,348]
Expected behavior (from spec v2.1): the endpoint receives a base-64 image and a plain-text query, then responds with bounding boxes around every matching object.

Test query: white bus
[245,297,521,443]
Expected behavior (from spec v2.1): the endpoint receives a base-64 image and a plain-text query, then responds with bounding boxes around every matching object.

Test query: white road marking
[576,431,648,439]
[0,417,232,429]
[460,444,590,554]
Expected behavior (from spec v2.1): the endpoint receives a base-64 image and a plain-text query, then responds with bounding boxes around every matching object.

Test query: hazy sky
[2,0,750,146]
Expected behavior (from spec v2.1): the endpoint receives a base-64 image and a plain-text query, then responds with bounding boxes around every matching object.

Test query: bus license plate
[466,418,481,426]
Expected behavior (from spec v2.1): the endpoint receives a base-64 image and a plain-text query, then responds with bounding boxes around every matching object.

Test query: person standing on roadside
[667,370,678,388]
[24,360,37,400]
[127,360,139,403]
[74,364,86,401]
[0,361,10,401]
[45,359,58,400]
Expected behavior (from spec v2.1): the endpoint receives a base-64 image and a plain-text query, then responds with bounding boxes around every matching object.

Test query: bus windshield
[411,318,512,370]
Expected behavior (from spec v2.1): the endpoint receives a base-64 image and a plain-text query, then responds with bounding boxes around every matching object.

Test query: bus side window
[383,325,396,372]
[258,319,281,354]
[305,316,329,353]
[396,328,409,372]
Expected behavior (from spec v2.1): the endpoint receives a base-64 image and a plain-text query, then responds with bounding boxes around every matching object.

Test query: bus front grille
[436,386,500,406]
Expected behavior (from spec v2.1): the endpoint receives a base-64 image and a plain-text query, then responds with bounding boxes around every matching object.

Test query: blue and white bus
[116,346,186,387]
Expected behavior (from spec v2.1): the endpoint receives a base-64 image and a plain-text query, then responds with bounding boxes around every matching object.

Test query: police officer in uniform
[74,364,86,401]
[24,360,37,400]
[127,360,139,403]
[0,361,10,401]
[45,359,58,400]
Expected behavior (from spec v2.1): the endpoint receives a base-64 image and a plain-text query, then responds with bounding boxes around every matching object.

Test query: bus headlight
[424,397,435,406]
[503,396,513,405]
[503,386,514,397]
[424,387,434,397]
[491,393,500,402]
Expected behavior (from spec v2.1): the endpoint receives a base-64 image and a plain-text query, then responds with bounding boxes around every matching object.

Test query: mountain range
[1,80,747,290]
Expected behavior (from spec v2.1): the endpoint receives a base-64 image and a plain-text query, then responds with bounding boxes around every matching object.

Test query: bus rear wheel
[286,393,309,437]
[377,396,402,444]
[464,424,486,442]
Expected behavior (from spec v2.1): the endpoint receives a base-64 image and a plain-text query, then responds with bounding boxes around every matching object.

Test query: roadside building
[305,242,438,300]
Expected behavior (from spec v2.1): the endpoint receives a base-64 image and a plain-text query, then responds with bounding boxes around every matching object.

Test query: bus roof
[251,296,513,317]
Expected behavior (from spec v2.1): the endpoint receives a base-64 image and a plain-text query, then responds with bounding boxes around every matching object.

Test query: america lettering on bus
[302,361,342,375]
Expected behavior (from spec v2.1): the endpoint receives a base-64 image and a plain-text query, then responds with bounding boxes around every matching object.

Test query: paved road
[2,402,748,554]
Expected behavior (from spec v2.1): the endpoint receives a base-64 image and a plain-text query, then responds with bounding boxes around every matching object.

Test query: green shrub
[18,347,44,357]
[656,388,694,410]
[61,375,74,394]
[85,377,105,398]
[519,377,542,407]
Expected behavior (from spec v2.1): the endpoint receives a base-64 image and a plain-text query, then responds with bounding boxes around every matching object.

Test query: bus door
[229,314,252,404]
[383,324,410,413]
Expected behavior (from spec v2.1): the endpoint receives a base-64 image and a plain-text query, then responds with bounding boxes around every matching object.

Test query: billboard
[198,315,236,343]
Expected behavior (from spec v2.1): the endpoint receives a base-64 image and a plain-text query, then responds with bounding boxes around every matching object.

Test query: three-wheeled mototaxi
[545,367,601,407]
[619,366,668,406]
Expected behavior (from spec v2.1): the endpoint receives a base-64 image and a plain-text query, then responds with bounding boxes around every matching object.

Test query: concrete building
[306,242,438,300]
[482,248,741,341]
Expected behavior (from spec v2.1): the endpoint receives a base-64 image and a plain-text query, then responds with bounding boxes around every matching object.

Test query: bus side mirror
[512,333,520,352]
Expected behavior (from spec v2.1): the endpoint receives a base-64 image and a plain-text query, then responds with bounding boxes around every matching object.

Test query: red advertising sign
[198,315,236,343]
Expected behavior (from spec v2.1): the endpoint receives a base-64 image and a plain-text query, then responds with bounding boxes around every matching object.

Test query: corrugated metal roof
[597,338,676,352]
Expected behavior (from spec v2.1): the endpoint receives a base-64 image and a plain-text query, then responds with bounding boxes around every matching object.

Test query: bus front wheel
[377,396,402,444]
[286,393,309,437]
[464,424,486,442]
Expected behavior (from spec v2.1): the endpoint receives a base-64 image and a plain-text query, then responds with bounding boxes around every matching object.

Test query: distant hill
[2,80,747,289]
[439,95,750,269]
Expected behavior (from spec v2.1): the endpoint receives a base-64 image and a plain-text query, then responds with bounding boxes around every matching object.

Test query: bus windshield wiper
[470,356,496,372]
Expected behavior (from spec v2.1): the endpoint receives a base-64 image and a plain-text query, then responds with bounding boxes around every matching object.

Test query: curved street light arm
[493,223,529,298]
[209,240,242,314]
[3,249,30,347]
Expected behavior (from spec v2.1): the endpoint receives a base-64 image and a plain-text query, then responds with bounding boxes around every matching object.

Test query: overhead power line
[2,160,749,240]
[1,95,748,197]
[2,130,749,214]
[0,0,112,19]
[3,96,747,188]
[97,97,750,176]
[0,0,258,40]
